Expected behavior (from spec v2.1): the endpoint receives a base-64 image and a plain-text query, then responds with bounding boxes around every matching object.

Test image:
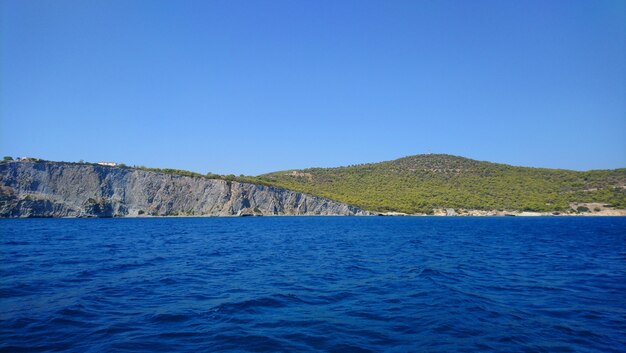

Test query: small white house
[97,162,118,167]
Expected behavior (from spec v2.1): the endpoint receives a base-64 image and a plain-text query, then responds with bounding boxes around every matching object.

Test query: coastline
[3,160,624,219]
[379,207,626,217]
[2,211,626,219]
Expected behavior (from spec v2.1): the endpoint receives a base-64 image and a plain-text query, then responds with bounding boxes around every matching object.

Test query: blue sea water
[1,217,625,352]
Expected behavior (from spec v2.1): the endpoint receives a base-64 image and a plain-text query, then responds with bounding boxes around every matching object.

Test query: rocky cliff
[0,161,369,217]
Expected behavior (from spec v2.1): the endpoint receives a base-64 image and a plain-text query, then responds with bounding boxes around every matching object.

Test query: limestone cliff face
[0,161,369,217]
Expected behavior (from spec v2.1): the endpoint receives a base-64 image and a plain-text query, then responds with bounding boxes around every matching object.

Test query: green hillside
[253,154,626,214]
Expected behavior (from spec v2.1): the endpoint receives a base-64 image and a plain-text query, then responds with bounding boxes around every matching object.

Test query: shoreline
[2,212,626,219]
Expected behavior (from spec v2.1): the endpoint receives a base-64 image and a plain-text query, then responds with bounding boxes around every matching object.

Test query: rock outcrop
[0,161,369,217]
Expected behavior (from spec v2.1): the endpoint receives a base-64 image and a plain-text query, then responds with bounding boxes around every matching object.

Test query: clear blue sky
[1,0,625,175]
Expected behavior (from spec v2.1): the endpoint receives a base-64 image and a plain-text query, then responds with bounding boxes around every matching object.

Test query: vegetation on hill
[4,155,625,213]
[254,154,626,213]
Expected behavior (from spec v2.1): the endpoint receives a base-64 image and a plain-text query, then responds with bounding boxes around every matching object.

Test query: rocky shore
[379,204,626,217]
[0,161,370,218]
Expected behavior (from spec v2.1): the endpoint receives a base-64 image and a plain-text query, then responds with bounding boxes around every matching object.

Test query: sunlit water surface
[1,217,625,352]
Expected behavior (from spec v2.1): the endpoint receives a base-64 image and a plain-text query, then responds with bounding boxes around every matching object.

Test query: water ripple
[1,217,625,352]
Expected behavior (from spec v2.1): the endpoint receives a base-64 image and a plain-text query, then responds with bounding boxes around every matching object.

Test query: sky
[1,0,625,175]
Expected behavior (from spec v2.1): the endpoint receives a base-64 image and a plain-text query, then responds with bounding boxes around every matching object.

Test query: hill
[0,160,368,217]
[255,154,626,214]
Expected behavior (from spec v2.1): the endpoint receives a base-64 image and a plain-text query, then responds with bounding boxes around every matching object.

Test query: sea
[1,217,625,352]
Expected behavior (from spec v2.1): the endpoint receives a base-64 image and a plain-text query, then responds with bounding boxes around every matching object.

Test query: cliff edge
[0,161,369,217]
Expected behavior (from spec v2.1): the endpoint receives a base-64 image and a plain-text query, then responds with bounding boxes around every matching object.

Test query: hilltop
[254,154,626,214]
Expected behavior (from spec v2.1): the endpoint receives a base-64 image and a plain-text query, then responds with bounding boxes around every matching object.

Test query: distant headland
[1,154,625,217]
